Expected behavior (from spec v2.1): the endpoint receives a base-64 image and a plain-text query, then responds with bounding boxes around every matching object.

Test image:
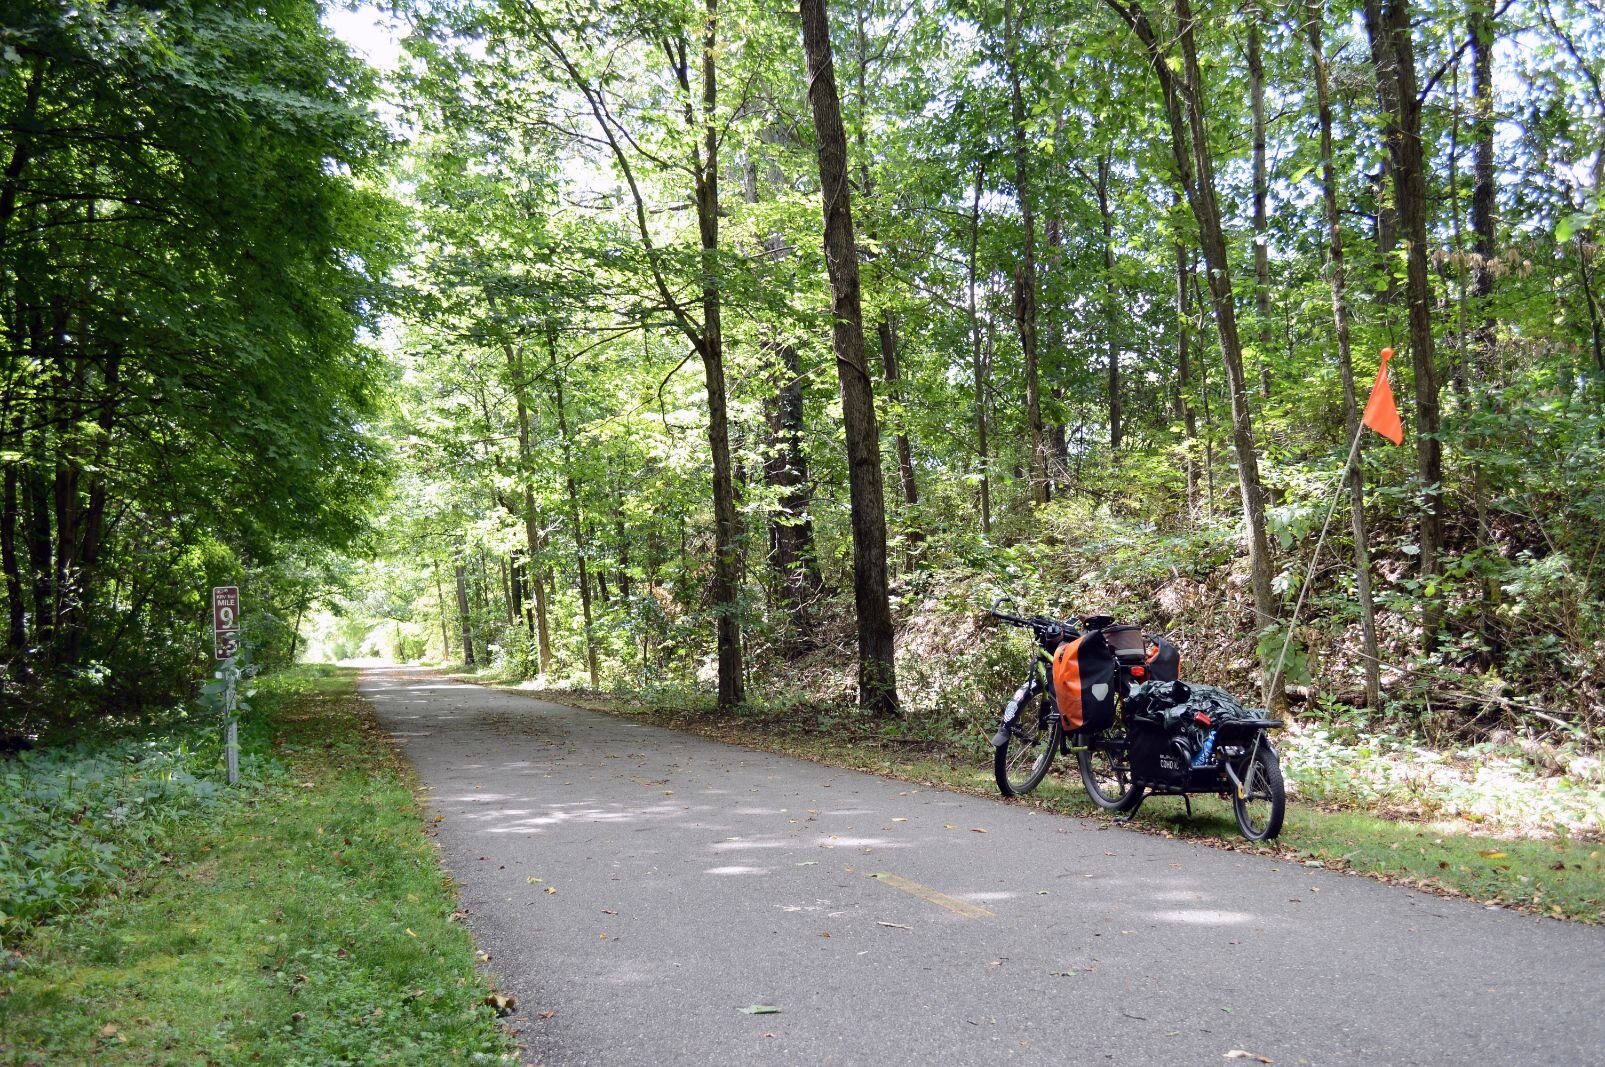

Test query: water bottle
[1190,728,1218,768]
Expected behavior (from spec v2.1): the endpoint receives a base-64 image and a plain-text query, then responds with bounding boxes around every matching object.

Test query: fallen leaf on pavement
[1224,1052,1272,1063]
[539,1011,556,1020]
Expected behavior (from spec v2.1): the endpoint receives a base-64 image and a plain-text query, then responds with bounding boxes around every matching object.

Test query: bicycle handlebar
[989,598,1078,645]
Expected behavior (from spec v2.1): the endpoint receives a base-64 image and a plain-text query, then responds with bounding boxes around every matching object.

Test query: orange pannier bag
[1052,628,1117,732]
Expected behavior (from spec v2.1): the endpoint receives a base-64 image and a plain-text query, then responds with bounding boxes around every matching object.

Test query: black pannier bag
[1128,717,1194,788]
[1125,680,1252,788]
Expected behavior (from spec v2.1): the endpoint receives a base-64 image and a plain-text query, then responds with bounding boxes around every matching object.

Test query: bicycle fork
[992,677,1042,748]
[1222,731,1264,800]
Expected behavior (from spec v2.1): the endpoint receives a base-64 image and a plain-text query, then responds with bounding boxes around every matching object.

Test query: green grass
[0,666,514,1066]
[477,681,1605,924]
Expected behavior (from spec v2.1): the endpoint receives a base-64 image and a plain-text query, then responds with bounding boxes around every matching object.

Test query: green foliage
[0,666,514,1064]
[0,706,281,941]
[1,0,397,717]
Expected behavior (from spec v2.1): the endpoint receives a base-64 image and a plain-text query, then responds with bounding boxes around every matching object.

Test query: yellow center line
[868,872,993,918]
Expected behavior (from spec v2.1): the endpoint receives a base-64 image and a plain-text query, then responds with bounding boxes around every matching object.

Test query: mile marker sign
[212,586,240,660]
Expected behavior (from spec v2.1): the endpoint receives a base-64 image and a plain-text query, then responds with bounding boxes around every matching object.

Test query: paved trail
[361,668,1604,1067]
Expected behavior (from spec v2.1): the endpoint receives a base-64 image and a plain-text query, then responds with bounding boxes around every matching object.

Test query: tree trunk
[876,314,922,552]
[1175,202,1199,514]
[800,0,899,715]
[23,463,52,658]
[763,340,824,635]
[1109,0,1280,700]
[435,563,452,658]
[1249,13,1273,401]
[1004,0,1047,504]
[1362,0,1402,308]
[509,552,524,625]
[0,56,45,254]
[1468,0,1500,663]
[1369,0,1445,656]
[548,326,600,687]
[616,511,631,601]
[692,0,745,711]
[1308,0,1383,709]
[523,2,742,705]
[499,557,514,626]
[454,560,475,667]
[849,22,921,543]
[1098,153,1121,451]
[491,308,555,674]
[2,463,22,653]
[968,165,992,535]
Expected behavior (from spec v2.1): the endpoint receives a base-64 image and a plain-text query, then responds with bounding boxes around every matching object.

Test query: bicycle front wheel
[1232,743,1286,841]
[1077,733,1140,811]
[995,691,1061,797]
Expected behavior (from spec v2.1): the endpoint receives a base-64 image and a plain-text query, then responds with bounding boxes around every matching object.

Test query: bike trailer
[1126,680,1276,789]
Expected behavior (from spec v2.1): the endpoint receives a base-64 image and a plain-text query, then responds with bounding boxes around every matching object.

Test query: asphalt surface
[361,667,1605,1067]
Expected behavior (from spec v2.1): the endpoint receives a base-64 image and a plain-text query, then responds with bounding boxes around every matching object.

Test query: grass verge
[469,677,1605,924]
[0,665,514,1066]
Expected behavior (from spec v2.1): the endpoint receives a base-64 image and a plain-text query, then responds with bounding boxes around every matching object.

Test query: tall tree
[1306,0,1383,709]
[1368,0,1445,655]
[800,0,900,714]
[548,326,601,686]
[1003,0,1048,502]
[1104,0,1281,695]
[1248,9,1273,400]
[521,0,747,708]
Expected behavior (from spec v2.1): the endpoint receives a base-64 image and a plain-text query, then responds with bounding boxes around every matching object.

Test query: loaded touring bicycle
[989,601,1286,841]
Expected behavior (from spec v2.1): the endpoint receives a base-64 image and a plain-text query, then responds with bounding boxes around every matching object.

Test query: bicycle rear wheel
[995,691,1060,797]
[1232,743,1285,841]
[1076,733,1140,811]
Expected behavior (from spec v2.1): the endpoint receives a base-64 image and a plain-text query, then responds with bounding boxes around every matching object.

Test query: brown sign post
[213,586,240,661]
[211,585,241,784]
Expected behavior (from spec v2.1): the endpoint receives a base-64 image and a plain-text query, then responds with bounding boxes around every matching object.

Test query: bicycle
[990,602,1282,840]
[989,602,1141,807]
[988,602,1074,797]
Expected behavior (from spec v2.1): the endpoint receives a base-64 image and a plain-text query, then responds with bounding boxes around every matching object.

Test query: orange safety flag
[1362,347,1405,445]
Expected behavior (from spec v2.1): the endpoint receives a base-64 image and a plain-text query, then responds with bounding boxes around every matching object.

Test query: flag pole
[1267,420,1366,704]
